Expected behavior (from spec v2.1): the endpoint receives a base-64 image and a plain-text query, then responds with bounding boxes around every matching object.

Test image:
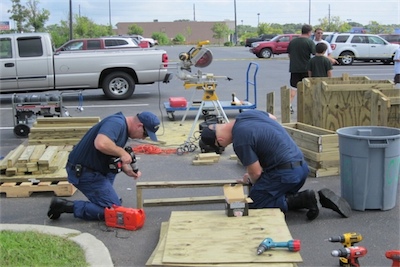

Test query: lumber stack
[28,117,100,146]
[0,144,71,178]
[282,122,339,178]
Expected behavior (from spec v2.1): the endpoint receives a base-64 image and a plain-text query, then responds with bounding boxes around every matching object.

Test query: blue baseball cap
[137,112,160,141]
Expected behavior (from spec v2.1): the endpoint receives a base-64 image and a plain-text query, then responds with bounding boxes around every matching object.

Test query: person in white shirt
[394,46,400,88]
[313,28,338,65]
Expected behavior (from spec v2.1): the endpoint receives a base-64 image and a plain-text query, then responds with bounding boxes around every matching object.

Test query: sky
[1,0,399,29]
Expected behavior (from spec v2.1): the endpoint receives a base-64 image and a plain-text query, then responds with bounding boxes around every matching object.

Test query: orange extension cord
[133,144,177,155]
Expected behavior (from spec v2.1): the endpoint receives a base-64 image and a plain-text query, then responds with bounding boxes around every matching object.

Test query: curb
[0,224,113,267]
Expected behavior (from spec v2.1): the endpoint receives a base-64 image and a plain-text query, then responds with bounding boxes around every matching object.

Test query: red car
[249,34,300,58]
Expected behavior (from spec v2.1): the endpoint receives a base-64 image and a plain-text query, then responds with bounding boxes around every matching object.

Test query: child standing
[307,42,333,77]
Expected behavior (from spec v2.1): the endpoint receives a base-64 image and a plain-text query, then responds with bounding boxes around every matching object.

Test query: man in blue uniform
[47,111,160,221]
[201,110,351,220]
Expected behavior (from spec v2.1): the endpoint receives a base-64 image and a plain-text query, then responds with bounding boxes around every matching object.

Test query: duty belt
[274,161,303,170]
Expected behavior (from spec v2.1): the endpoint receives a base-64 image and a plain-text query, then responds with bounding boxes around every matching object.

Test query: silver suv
[329,33,399,65]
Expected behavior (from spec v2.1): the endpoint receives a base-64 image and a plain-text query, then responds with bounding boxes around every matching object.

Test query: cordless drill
[331,246,367,267]
[108,146,138,173]
[256,237,301,255]
[328,232,363,266]
[386,250,400,267]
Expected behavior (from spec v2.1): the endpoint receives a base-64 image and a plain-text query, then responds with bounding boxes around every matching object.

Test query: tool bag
[104,205,146,231]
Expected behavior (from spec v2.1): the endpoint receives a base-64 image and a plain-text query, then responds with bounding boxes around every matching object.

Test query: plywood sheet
[162,209,302,264]
[147,221,298,267]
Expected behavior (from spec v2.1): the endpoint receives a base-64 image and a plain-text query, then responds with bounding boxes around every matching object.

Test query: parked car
[249,34,300,58]
[245,34,277,47]
[378,34,400,45]
[129,34,157,47]
[329,33,399,65]
[56,37,139,52]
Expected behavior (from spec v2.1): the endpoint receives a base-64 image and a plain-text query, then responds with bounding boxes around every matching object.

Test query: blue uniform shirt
[68,112,129,174]
[232,110,303,170]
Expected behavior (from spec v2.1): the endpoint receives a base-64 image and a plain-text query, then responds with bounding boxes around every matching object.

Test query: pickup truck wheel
[339,52,354,65]
[260,48,272,58]
[102,72,135,100]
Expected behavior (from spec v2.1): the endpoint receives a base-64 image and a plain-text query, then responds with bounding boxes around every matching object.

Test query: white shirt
[394,47,400,75]
[313,39,332,57]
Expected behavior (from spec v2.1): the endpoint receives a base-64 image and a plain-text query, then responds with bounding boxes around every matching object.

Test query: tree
[128,24,144,35]
[152,32,169,45]
[8,0,28,32]
[258,23,281,35]
[367,21,389,34]
[74,15,111,38]
[211,22,231,45]
[25,0,50,32]
[317,16,350,32]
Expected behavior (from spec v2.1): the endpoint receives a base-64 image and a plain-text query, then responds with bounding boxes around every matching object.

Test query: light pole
[308,0,311,24]
[108,0,112,28]
[234,0,237,44]
[257,13,260,27]
[69,0,73,40]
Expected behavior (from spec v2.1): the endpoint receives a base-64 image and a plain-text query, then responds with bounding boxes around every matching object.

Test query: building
[115,20,235,44]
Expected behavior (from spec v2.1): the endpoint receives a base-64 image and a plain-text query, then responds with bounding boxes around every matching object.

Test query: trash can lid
[336,126,400,140]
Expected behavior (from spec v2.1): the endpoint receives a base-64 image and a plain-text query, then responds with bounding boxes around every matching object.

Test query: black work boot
[318,188,352,218]
[286,190,319,220]
[47,197,74,220]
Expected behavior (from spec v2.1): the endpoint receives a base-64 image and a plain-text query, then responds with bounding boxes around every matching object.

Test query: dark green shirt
[307,55,333,77]
[288,37,316,73]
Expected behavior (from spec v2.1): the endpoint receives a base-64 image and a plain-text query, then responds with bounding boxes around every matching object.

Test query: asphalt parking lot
[0,46,399,267]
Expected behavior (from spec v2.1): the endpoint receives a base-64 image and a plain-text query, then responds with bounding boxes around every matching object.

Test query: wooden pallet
[0,180,76,198]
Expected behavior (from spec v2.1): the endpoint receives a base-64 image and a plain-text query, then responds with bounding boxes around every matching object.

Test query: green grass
[0,230,88,267]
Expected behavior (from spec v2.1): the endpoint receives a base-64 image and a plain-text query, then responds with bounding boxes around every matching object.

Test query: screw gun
[386,250,400,267]
[328,232,363,266]
[256,237,301,255]
[331,246,367,267]
[108,146,138,173]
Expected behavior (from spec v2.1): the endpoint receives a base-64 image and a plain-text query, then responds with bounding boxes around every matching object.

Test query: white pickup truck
[0,32,172,100]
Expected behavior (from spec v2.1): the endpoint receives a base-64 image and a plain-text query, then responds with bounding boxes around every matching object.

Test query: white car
[329,33,399,65]
[129,34,157,47]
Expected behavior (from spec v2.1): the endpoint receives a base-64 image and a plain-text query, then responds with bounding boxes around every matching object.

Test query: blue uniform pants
[67,166,121,221]
[248,162,309,212]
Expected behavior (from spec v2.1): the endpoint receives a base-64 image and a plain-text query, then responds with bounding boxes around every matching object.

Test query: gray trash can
[336,126,400,211]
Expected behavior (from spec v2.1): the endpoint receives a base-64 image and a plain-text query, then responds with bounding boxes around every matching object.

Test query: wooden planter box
[282,122,339,178]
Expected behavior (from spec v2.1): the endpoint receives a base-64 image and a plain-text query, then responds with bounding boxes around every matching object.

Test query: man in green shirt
[287,24,316,113]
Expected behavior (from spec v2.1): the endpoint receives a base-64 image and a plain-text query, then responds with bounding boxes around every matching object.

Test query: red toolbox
[169,97,187,108]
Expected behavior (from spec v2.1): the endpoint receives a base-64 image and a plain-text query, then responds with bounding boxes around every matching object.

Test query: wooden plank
[308,166,340,178]
[7,145,26,168]
[17,145,36,163]
[29,145,47,162]
[35,116,100,124]
[192,159,216,165]
[266,92,274,115]
[38,146,59,165]
[0,149,15,172]
[162,209,302,264]
[29,126,93,132]
[136,180,238,189]
[48,150,69,172]
[28,138,82,146]
[280,86,291,123]
[301,147,339,162]
[143,195,226,207]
